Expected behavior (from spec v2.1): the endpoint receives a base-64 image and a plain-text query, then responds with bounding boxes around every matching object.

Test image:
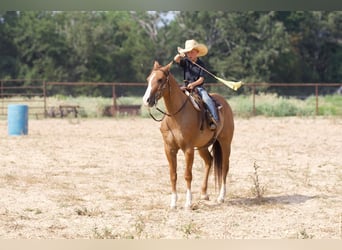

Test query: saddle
[183,89,219,131]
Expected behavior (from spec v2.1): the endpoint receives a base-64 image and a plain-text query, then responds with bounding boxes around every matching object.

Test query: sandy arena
[0,116,341,239]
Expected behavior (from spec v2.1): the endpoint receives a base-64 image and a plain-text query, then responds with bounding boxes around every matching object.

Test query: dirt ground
[0,116,341,239]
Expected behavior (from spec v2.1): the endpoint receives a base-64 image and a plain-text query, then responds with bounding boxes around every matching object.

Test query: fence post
[1,80,3,115]
[252,83,256,116]
[315,83,319,115]
[112,84,117,117]
[43,80,47,118]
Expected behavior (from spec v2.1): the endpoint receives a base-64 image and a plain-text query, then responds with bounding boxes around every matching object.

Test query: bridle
[148,69,189,122]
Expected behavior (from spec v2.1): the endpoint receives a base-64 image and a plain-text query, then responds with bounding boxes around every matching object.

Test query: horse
[142,61,234,209]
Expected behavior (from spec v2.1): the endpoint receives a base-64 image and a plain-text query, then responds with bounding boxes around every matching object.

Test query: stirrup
[209,117,219,130]
[209,122,217,131]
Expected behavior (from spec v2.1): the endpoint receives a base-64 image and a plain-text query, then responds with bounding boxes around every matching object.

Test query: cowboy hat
[177,39,208,57]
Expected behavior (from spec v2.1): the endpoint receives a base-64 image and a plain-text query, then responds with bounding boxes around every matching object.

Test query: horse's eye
[157,79,163,84]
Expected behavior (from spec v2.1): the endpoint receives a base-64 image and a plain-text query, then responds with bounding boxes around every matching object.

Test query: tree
[0,12,19,79]
[0,11,340,97]
[272,11,342,95]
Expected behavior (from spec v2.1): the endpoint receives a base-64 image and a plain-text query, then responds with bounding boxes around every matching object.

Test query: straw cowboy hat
[177,39,208,57]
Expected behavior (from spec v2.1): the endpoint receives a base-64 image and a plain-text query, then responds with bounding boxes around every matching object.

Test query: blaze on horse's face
[143,61,169,107]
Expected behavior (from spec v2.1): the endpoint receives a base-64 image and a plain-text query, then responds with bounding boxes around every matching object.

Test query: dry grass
[0,117,341,239]
[249,161,267,204]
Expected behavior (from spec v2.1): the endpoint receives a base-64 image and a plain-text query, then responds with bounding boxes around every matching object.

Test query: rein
[149,98,189,122]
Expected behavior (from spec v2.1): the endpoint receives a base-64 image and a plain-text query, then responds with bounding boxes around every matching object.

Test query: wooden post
[315,84,319,115]
[252,84,256,116]
[112,85,117,117]
[0,80,3,115]
[43,80,47,118]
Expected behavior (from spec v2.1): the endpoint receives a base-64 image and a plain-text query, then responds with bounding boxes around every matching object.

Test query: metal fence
[0,79,46,118]
[247,83,342,115]
[1,79,341,118]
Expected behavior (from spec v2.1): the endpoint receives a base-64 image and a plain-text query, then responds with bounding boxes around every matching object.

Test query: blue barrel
[8,104,29,135]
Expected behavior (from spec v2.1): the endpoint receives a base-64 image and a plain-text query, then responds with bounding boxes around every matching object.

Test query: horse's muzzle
[143,95,156,107]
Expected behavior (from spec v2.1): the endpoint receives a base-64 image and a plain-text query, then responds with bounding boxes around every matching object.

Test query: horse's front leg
[184,148,194,209]
[164,144,179,209]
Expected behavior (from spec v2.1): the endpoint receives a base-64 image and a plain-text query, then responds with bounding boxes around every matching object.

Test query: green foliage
[316,95,342,115]
[10,12,71,81]
[229,94,342,117]
[229,95,255,117]
[43,94,342,118]
[0,11,341,97]
[273,11,342,87]
[255,94,315,116]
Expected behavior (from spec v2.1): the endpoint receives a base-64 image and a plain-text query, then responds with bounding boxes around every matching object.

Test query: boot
[209,115,218,131]
[209,122,217,131]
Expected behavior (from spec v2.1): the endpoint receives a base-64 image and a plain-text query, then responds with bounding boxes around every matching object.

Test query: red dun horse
[143,61,234,209]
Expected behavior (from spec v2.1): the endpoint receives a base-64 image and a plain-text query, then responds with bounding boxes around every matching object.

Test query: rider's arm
[187,77,204,90]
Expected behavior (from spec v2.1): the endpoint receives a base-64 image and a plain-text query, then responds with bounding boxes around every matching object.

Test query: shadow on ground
[228,194,318,206]
[190,194,319,211]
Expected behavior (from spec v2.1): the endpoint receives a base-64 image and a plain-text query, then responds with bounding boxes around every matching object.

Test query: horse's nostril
[148,97,156,107]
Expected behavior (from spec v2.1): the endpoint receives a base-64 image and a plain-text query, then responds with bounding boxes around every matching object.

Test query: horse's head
[143,61,172,107]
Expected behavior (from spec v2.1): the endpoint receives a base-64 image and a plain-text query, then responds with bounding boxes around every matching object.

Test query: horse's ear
[153,61,160,69]
[165,61,173,70]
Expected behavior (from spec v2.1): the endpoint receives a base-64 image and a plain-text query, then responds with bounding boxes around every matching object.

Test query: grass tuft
[179,219,201,239]
[249,161,267,204]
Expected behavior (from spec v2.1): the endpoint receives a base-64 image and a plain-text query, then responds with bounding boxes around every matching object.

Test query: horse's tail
[212,140,222,189]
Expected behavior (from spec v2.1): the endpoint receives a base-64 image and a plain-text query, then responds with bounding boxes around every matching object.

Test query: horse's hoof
[170,205,177,210]
[184,202,192,210]
[200,194,210,201]
[217,197,225,204]
[184,205,192,210]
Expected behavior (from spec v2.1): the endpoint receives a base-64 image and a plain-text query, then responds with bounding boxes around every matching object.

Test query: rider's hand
[187,83,194,90]
[174,53,184,64]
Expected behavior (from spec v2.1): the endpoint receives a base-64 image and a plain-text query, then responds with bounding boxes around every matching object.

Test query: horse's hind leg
[217,142,231,203]
[198,148,213,200]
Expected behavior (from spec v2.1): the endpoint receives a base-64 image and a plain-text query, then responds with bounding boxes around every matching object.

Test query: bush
[4,94,339,119]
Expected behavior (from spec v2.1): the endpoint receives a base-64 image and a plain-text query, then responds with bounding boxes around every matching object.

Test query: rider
[173,39,219,130]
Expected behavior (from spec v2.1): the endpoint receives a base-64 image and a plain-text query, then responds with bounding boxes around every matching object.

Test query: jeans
[196,86,219,123]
